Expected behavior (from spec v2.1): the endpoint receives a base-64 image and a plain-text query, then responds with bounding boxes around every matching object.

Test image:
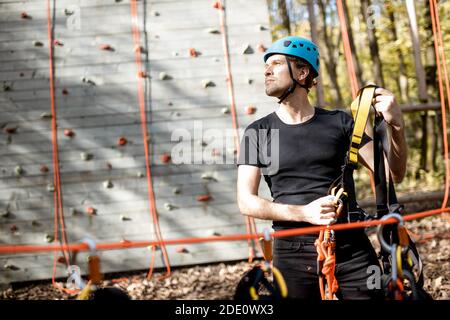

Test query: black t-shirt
[237,107,370,230]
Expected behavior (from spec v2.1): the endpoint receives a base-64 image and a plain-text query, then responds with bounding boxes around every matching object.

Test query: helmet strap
[277,56,310,104]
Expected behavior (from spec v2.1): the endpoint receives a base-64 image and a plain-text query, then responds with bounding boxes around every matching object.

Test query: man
[236,36,407,299]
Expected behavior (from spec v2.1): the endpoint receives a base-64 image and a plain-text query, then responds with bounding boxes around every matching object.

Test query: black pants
[273,229,384,300]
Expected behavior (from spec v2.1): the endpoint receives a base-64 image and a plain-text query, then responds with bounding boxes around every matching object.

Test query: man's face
[264,54,293,97]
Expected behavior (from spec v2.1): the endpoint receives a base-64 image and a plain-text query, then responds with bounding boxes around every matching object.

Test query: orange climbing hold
[196,195,212,202]
[138,71,148,78]
[189,48,199,57]
[245,105,256,115]
[257,43,267,52]
[4,127,17,134]
[100,44,113,51]
[62,88,69,95]
[64,129,74,137]
[117,137,128,146]
[54,40,63,46]
[21,12,30,19]
[40,165,49,173]
[86,207,97,216]
[213,1,223,10]
[176,246,188,253]
[10,225,18,233]
[160,153,171,164]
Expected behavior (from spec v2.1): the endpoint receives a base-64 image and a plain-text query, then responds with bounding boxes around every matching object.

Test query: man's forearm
[388,124,407,182]
[237,193,303,222]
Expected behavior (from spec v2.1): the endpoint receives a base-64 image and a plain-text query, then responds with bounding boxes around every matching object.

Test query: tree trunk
[387,5,409,103]
[277,0,291,35]
[342,0,364,88]
[360,0,385,87]
[318,0,343,105]
[307,0,325,107]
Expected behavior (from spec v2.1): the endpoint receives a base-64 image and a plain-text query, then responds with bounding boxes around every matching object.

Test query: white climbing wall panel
[0,0,274,283]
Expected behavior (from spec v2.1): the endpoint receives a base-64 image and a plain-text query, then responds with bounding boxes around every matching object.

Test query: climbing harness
[234,229,288,300]
[328,84,432,300]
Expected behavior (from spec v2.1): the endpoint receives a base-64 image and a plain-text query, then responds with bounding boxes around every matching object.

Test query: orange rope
[336,0,358,99]
[46,0,75,295]
[430,0,450,209]
[315,228,338,300]
[129,0,171,279]
[215,0,261,262]
[1,206,449,255]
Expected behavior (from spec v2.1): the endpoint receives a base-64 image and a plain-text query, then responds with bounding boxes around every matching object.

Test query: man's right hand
[296,196,338,225]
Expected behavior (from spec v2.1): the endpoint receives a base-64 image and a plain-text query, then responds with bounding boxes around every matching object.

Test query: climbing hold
[14,166,24,176]
[31,220,41,227]
[106,162,112,170]
[45,234,55,243]
[47,183,55,192]
[221,107,230,114]
[21,12,31,19]
[172,51,179,57]
[62,88,69,95]
[175,246,189,253]
[120,215,131,221]
[212,231,222,236]
[40,112,52,119]
[138,71,148,78]
[69,207,80,216]
[257,43,267,52]
[3,83,12,92]
[0,209,10,218]
[137,172,145,178]
[54,40,64,46]
[103,180,113,189]
[64,128,75,137]
[4,126,17,134]
[33,41,44,47]
[258,25,268,31]
[211,148,221,156]
[134,45,146,53]
[202,80,216,88]
[245,105,257,115]
[86,207,97,216]
[164,203,175,211]
[171,111,181,117]
[57,256,66,264]
[80,152,93,161]
[189,48,200,57]
[201,172,217,181]
[213,1,223,9]
[100,44,114,51]
[64,8,75,15]
[196,195,212,202]
[40,165,49,173]
[160,153,171,164]
[242,44,254,54]
[172,187,181,195]
[198,140,208,147]
[4,264,20,271]
[117,137,127,146]
[10,225,18,233]
[206,28,220,34]
[159,72,172,80]
[168,102,173,106]
[81,77,96,86]
[246,78,254,85]
[151,10,160,16]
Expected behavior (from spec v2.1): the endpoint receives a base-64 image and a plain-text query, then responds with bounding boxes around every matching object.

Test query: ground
[1,210,449,300]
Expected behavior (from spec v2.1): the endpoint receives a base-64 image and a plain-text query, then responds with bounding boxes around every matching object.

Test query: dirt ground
[1,208,449,300]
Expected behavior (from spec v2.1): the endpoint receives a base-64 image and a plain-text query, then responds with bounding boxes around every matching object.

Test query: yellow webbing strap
[349,85,377,165]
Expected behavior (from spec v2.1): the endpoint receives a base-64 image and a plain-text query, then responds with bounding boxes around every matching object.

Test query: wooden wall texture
[0,0,275,283]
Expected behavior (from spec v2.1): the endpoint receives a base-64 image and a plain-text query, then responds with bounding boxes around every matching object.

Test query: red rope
[336,0,358,99]
[430,0,450,209]
[129,0,171,279]
[1,206,448,255]
[46,0,74,294]
[215,0,261,262]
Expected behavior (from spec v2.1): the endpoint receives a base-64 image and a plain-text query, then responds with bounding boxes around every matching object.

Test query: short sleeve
[237,124,265,167]
[340,111,372,148]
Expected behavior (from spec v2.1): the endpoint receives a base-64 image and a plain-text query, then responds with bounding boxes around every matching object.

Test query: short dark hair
[286,56,318,90]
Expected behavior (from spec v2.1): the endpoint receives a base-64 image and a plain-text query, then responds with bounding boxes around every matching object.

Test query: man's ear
[297,67,310,82]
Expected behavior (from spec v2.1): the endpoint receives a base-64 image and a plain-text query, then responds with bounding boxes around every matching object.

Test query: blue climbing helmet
[264,36,320,78]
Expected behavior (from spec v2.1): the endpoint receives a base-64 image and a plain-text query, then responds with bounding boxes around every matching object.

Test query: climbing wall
[0,0,274,283]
